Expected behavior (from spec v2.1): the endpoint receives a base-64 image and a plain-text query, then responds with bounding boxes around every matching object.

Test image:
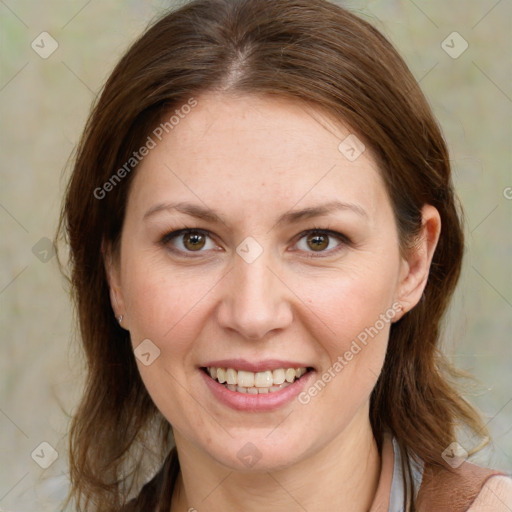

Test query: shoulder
[468,474,512,511]
[416,459,511,511]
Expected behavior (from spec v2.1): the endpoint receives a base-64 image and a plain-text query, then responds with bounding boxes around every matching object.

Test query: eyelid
[159,226,350,258]
[160,227,211,246]
[293,227,351,245]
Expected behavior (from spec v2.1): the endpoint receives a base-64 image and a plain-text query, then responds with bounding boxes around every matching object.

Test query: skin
[105,92,441,511]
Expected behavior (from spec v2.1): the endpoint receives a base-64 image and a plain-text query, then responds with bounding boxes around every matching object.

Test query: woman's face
[109,93,418,471]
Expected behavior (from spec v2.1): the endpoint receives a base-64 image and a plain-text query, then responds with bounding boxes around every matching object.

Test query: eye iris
[184,232,206,251]
[307,233,328,251]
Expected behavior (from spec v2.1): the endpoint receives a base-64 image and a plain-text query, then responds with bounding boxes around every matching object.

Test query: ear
[395,204,441,317]
[102,239,127,327]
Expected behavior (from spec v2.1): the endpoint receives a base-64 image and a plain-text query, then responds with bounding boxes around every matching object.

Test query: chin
[197,430,312,473]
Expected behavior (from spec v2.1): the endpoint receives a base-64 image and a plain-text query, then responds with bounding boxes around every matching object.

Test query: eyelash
[159,226,351,259]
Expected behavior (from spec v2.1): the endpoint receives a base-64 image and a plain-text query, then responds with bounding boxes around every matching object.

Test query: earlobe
[103,239,127,327]
[108,285,123,318]
[395,204,441,315]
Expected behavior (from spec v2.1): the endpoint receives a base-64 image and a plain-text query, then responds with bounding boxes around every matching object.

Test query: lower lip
[200,369,315,411]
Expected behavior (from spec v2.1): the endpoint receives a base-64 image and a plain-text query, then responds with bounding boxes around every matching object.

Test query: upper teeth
[207,367,307,387]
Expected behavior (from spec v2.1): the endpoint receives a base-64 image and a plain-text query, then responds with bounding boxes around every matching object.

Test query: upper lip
[201,359,314,373]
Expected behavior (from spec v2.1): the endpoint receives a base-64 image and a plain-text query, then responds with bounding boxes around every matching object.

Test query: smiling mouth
[202,366,313,394]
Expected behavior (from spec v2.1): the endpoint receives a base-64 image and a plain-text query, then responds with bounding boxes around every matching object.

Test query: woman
[56,0,512,510]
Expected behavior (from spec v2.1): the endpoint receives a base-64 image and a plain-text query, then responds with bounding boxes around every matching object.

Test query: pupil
[185,232,205,250]
[309,233,328,251]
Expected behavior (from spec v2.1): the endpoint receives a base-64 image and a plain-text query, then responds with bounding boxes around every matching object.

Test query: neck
[170,408,380,512]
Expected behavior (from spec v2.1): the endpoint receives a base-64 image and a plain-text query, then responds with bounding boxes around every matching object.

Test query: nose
[216,250,293,341]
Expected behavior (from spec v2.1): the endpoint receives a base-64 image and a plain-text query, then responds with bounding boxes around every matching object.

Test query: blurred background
[1,0,511,510]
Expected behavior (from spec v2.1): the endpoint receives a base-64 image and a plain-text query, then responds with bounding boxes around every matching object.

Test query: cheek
[121,253,219,343]
[120,257,217,427]
[290,264,398,406]
[295,265,397,345]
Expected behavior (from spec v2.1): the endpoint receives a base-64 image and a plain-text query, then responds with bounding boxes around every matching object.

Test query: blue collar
[388,436,425,511]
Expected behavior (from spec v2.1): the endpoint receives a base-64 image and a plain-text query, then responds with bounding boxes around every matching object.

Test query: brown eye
[306,233,329,251]
[294,229,347,257]
[183,231,206,251]
[160,228,215,255]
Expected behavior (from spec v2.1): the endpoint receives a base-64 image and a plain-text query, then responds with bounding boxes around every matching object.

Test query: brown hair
[56,0,489,509]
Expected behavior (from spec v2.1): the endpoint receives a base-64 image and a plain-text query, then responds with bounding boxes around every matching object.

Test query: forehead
[128,92,389,223]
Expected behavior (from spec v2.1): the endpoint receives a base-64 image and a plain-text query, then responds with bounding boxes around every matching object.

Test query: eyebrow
[143,200,367,226]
